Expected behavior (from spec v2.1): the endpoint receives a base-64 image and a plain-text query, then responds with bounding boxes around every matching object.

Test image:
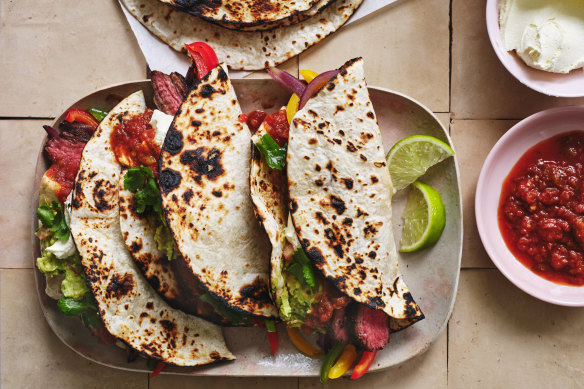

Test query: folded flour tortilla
[158,0,321,27]
[158,63,278,319]
[286,58,424,321]
[120,0,362,70]
[70,90,234,366]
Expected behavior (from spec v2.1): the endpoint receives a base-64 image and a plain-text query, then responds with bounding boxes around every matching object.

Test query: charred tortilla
[120,0,363,70]
[159,0,320,27]
[70,90,234,366]
[159,63,278,319]
[286,58,424,321]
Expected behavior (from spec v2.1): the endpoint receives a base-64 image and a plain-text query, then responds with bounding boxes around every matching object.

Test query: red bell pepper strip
[350,350,378,379]
[65,109,99,130]
[184,42,219,80]
[150,361,165,378]
[265,319,278,356]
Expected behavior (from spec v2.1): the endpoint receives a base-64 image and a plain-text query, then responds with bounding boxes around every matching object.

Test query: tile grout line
[0,117,54,120]
[448,0,453,120]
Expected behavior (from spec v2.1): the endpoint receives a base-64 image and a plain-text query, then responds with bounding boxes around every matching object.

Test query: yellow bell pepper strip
[150,361,165,378]
[299,70,319,83]
[286,93,300,124]
[320,343,345,385]
[265,319,278,356]
[286,327,323,357]
[328,344,357,379]
[350,350,378,379]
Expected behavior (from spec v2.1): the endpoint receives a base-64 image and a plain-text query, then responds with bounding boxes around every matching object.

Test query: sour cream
[150,109,174,146]
[499,0,584,73]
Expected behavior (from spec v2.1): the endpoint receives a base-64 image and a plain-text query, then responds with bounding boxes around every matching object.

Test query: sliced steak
[353,304,390,351]
[151,70,187,115]
[329,306,349,344]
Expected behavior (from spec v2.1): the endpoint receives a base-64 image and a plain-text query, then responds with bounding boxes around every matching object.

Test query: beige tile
[298,330,447,388]
[150,375,297,388]
[0,269,147,388]
[299,0,450,113]
[0,120,48,268]
[451,119,518,268]
[451,0,584,119]
[0,1,146,117]
[449,269,584,388]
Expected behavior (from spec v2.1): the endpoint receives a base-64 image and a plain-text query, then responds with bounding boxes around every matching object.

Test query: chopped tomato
[246,110,267,133]
[264,109,289,146]
[109,109,160,177]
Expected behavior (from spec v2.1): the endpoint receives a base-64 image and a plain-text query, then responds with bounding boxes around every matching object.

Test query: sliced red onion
[266,67,306,97]
[298,70,340,110]
[43,125,59,139]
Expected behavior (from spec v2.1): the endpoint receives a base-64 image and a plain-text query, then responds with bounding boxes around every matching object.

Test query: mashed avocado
[61,266,90,300]
[280,272,320,327]
[153,216,176,260]
[37,249,89,300]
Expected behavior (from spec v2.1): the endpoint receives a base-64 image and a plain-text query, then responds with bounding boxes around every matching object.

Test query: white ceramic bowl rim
[485,0,584,98]
[476,105,584,306]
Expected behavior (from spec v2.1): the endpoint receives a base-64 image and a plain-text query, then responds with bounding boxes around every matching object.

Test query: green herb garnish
[255,133,287,170]
[124,166,162,214]
[57,296,101,329]
[37,201,70,241]
[286,248,317,288]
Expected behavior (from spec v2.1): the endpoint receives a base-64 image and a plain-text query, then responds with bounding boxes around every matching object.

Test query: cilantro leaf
[80,310,102,329]
[37,201,70,242]
[255,133,287,170]
[57,297,95,316]
[58,297,101,329]
[124,166,162,215]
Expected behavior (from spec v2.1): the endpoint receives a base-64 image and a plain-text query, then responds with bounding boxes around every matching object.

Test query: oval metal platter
[31,79,462,376]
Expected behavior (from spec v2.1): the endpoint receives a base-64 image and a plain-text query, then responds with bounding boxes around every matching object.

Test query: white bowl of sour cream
[486,0,584,97]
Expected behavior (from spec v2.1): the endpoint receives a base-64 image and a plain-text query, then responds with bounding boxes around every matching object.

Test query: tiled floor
[1,0,583,387]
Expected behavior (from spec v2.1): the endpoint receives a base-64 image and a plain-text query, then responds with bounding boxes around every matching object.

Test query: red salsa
[264,109,289,147]
[243,109,289,146]
[499,131,584,286]
[110,109,160,177]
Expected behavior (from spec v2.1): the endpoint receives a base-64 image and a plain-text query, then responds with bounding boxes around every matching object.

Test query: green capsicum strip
[320,343,345,385]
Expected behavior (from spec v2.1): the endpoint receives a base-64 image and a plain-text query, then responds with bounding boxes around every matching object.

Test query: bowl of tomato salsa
[476,106,584,306]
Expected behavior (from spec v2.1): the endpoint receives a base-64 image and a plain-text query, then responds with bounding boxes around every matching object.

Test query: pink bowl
[476,106,584,306]
[486,0,584,97]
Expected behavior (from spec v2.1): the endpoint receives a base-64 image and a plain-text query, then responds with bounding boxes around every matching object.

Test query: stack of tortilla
[120,0,363,70]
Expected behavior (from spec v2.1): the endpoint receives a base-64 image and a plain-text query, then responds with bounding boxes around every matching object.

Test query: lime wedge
[399,181,446,252]
[386,135,454,192]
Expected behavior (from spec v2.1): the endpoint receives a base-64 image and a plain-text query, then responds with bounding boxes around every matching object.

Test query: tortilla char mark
[238,276,272,306]
[179,147,225,183]
[159,168,183,194]
[106,273,136,299]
